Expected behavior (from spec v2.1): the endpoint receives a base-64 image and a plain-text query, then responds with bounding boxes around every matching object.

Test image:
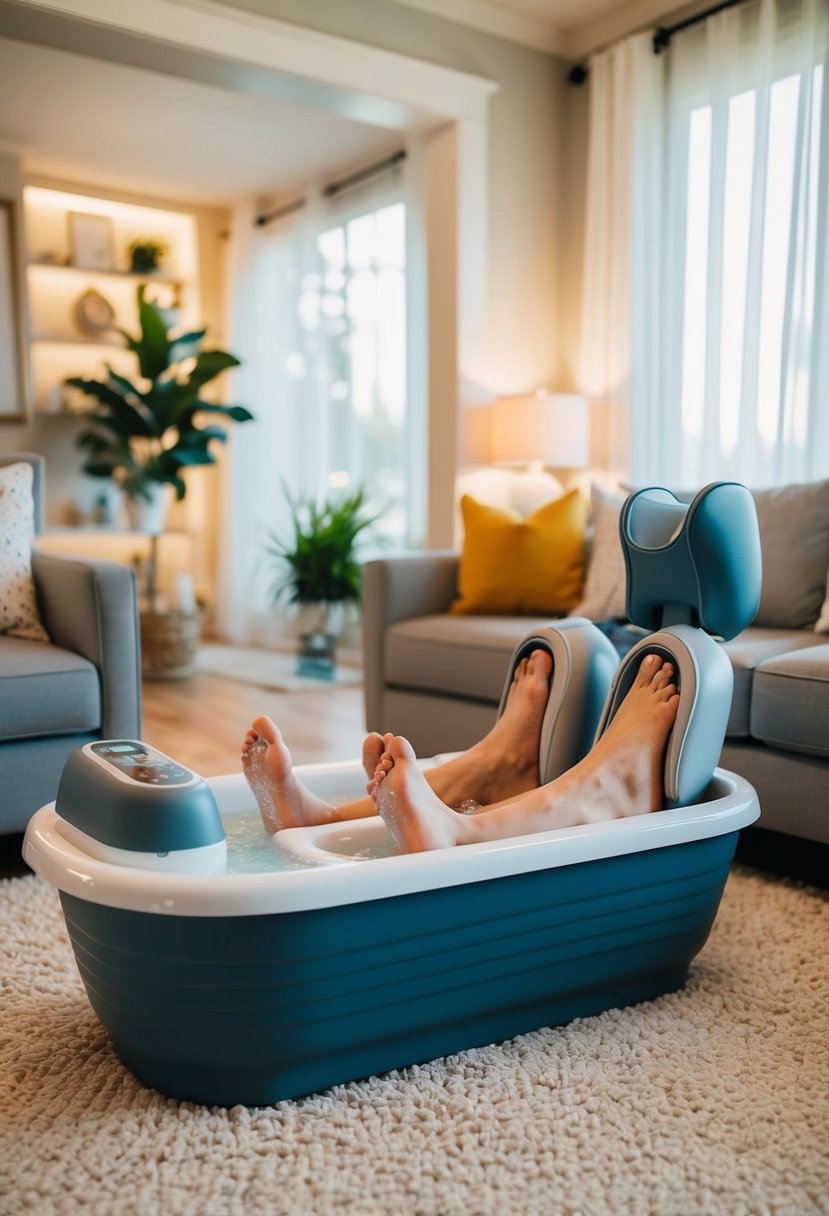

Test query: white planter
[124,483,170,535]
[295,602,345,679]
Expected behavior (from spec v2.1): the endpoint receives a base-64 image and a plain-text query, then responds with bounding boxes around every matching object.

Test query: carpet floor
[1,866,827,1216]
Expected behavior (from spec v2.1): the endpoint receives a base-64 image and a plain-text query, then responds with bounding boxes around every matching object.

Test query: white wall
[211,0,567,422]
[0,0,582,569]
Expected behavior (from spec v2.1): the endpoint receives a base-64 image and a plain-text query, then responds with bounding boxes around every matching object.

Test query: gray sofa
[0,453,141,833]
[362,486,829,848]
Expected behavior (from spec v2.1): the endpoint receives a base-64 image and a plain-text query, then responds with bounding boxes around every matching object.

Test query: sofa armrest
[32,552,141,739]
[362,552,459,731]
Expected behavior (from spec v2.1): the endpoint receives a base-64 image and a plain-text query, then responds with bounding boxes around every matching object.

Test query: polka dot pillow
[0,461,49,642]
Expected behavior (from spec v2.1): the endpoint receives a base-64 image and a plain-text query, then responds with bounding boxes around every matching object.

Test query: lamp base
[508,468,564,516]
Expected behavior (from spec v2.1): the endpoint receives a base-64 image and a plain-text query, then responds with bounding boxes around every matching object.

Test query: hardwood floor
[0,663,368,880]
[141,669,368,777]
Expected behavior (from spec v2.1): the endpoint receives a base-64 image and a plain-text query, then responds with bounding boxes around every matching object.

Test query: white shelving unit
[23,186,201,414]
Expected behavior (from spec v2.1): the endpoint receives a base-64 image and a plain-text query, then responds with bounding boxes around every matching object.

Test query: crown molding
[12,0,499,125]
[385,0,568,56]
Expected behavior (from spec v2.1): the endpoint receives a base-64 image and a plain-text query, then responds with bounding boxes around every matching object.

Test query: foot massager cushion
[497,620,619,785]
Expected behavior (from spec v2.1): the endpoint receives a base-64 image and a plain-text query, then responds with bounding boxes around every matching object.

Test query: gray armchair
[0,453,141,832]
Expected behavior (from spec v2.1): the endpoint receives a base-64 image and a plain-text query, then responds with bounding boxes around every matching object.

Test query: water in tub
[220,760,405,872]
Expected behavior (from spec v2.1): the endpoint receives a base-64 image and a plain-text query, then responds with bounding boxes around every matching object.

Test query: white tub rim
[22,764,760,917]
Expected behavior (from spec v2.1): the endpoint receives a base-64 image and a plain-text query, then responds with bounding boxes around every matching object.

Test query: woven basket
[140,610,202,681]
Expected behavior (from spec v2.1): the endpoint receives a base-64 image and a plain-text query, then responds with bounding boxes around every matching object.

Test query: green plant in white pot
[266,487,377,676]
[70,284,252,529]
[67,285,253,679]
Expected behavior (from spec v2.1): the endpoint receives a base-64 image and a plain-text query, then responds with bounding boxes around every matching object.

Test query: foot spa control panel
[54,740,227,872]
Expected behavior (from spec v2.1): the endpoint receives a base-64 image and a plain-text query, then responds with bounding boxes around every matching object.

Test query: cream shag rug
[1,867,827,1216]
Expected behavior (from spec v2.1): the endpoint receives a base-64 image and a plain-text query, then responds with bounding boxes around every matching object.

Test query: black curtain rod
[653,0,747,53]
[567,0,750,84]
[254,196,306,228]
[322,148,407,197]
[254,148,407,227]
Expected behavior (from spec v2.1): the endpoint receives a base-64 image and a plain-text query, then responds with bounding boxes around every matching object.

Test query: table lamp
[490,391,589,515]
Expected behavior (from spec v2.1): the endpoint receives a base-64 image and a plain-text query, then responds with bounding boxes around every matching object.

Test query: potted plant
[67,284,253,678]
[128,237,168,274]
[69,283,252,527]
[266,487,377,677]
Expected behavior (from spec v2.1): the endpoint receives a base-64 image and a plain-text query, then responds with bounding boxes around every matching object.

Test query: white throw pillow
[0,462,49,642]
[572,484,628,621]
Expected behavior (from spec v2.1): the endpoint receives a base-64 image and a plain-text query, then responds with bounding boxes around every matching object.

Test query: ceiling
[0,0,683,208]
[0,34,402,207]
[389,0,687,56]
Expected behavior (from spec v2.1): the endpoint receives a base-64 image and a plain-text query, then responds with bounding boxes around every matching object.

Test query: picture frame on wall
[68,210,114,271]
[0,198,28,421]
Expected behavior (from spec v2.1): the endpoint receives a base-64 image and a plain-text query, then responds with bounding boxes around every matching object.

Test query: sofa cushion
[721,628,828,736]
[387,614,555,701]
[750,643,829,757]
[0,636,101,740]
[451,491,588,616]
[573,485,628,621]
[751,480,829,629]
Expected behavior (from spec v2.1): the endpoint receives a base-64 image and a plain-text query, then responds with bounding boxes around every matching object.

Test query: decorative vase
[124,483,169,535]
[296,602,344,680]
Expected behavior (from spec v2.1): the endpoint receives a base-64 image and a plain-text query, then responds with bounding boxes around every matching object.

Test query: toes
[362,732,384,774]
[636,653,658,685]
[251,715,278,744]
[527,648,552,679]
[389,735,417,762]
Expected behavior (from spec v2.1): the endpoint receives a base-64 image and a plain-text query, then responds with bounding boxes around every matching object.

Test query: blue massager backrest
[595,482,762,806]
[620,483,761,638]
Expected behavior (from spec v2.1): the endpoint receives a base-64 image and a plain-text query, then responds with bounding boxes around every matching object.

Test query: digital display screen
[91,741,193,786]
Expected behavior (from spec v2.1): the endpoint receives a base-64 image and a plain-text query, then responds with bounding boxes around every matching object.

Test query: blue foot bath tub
[23,755,758,1107]
[23,482,764,1106]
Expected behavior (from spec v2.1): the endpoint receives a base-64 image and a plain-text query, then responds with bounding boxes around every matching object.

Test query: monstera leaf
[69,284,253,501]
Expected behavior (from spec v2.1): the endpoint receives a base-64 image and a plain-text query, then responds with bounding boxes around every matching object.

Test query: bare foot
[241,715,337,832]
[369,655,680,852]
[570,653,679,821]
[370,736,475,852]
[362,732,386,781]
[428,648,553,807]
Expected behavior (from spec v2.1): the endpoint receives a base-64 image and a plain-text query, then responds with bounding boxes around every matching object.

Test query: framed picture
[0,199,27,421]
[68,211,114,271]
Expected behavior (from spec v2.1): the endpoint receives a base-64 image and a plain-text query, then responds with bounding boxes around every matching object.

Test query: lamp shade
[491,392,589,467]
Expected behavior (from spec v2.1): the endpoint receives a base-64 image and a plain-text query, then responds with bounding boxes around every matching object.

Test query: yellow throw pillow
[451,490,588,616]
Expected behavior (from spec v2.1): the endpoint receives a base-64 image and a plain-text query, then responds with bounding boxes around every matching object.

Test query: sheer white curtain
[579,0,829,488]
[633,0,829,487]
[577,33,662,478]
[216,174,411,644]
[656,0,826,488]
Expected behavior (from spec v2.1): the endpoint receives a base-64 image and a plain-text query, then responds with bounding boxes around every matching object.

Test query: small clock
[74,288,115,335]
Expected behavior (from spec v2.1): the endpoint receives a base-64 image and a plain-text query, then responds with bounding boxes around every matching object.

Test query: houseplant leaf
[68,288,251,516]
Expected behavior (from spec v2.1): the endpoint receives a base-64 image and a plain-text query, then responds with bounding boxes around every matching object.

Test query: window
[291,202,409,544]
[677,66,825,485]
[662,0,829,487]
